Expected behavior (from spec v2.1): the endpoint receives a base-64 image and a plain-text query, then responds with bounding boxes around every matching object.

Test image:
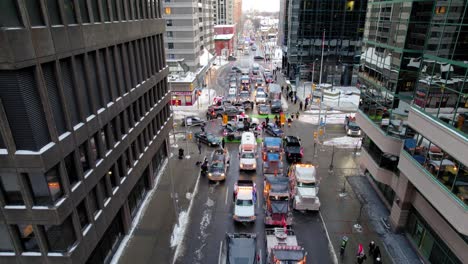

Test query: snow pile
[170,211,189,247]
[323,136,362,149]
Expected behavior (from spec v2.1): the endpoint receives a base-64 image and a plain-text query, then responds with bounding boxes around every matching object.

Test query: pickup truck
[233,180,257,222]
[265,228,307,263]
[220,233,259,264]
[283,136,303,162]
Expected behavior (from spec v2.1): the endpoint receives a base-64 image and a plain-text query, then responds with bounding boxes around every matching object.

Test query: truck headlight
[221,173,225,177]
[347,129,352,134]
[208,173,212,177]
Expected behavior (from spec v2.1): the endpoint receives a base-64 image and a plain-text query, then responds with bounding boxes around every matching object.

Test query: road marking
[218,240,223,264]
[225,187,229,205]
[319,211,338,264]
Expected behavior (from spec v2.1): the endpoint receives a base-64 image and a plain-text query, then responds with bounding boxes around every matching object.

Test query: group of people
[356,241,382,264]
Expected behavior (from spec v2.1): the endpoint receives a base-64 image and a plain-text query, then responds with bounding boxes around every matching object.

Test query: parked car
[207,149,230,181]
[228,55,237,61]
[195,132,221,147]
[254,55,264,60]
[257,104,270,115]
[265,123,284,137]
[181,116,204,126]
[231,66,242,73]
[283,136,303,162]
[270,99,282,113]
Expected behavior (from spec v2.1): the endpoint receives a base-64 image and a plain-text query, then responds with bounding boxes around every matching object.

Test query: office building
[214,0,234,25]
[281,0,367,86]
[233,0,243,34]
[163,0,215,71]
[357,0,468,263]
[0,1,171,263]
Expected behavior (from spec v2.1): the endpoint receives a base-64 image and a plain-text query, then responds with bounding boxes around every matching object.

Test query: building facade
[357,0,468,263]
[233,0,243,34]
[0,1,171,263]
[163,0,215,70]
[214,25,236,56]
[214,0,234,25]
[281,0,367,86]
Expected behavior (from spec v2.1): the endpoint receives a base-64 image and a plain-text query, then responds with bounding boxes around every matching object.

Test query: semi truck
[288,164,321,211]
[263,176,292,226]
[265,228,307,263]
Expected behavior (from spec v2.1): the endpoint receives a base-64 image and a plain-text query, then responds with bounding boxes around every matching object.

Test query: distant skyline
[242,0,280,12]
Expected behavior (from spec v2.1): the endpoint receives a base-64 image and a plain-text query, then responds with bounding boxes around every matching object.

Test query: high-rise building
[214,0,234,25]
[233,0,243,34]
[278,0,290,47]
[357,1,468,263]
[281,0,367,86]
[0,1,171,263]
[163,0,215,71]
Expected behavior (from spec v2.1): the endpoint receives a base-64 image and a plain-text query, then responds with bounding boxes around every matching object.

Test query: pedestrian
[286,85,290,94]
[369,241,376,256]
[299,101,303,111]
[296,111,300,119]
[373,246,381,261]
[294,95,297,104]
[374,257,382,264]
[197,139,202,154]
[356,244,367,264]
[281,85,284,93]
[221,137,225,149]
[201,123,205,133]
[265,116,270,125]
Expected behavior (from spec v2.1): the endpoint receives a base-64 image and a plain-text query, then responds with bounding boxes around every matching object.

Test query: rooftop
[214,34,234,40]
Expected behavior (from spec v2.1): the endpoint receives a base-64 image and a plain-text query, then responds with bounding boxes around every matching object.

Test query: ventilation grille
[60,59,80,126]
[42,62,67,135]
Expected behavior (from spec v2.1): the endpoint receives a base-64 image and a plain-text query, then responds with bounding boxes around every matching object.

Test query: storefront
[171,91,195,106]
[169,79,198,106]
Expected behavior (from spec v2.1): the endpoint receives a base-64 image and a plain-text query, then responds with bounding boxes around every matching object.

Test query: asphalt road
[174,51,340,264]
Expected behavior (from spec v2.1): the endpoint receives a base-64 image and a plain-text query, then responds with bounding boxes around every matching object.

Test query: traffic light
[319,128,324,136]
[187,132,193,140]
[222,114,228,125]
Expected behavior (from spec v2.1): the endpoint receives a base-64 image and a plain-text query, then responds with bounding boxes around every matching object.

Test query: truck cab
[288,164,320,211]
[265,228,307,263]
[233,180,257,222]
[262,137,284,176]
[263,176,292,226]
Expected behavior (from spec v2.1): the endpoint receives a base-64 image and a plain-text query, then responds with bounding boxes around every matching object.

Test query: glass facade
[403,130,468,206]
[362,134,400,173]
[366,170,395,205]
[44,216,77,252]
[359,0,468,138]
[0,172,24,205]
[406,208,462,264]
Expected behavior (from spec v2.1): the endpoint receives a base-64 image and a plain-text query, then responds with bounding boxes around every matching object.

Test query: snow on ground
[299,113,349,125]
[212,57,230,69]
[110,159,168,264]
[297,86,360,111]
[170,211,189,247]
[323,136,362,149]
[193,187,215,263]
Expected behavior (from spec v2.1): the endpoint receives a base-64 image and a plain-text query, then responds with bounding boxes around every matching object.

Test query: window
[107,165,118,189]
[42,62,67,135]
[168,43,174,49]
[0,0,22,27]
[60,59,81,126]
[0,224,14,252]
[27,166,63,206]
[166,31,173,37]
[77,200,89,229]
[98,177,110,202]
[168,54,175,59]
[63,0,78,24]
[110,0,118,21]
[100,128,110,152]
[25,0,45,26]
[90,0,100,22]
[78,0,90,23]
[16,224,40,252]
[0,172,24,205]
[0,132,5,149]
[44,216,77,252]
[101,0,110,21]
[166,19,172,26]
[90,133,102,162]
[79,143,91,174]
[435,6,446,14]
[164,7,171,15]
[127,174,147,217]
[64,152,79,186]
[88,187,100,217]
[74,55,93,116]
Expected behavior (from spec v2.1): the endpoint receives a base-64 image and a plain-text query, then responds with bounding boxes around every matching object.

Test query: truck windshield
[236,199,253,206]
[241,153,255,159]
[297,182,316,188]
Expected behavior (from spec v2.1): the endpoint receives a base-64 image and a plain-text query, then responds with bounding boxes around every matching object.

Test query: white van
[239,132,257,171]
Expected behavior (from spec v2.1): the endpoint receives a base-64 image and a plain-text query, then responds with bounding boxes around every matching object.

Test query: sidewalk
[113,136,207,264]
[274,72,420,264]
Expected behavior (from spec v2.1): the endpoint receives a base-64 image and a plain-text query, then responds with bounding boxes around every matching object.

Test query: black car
[181,116,204,126]
[228,55,237,61]
[257,104,270,115]
[283,136,303,162]
[222,233,258,264]
[206,106,241,119]
[265,123,284,137]
[254,55,264,60]
[195,132,221,147]
[270,99,282,113]
[231,66,242,73]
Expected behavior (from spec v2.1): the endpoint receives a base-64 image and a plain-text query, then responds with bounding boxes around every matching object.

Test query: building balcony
[398,151,468,235]
[356,110,403,156]
[361,147,398,188]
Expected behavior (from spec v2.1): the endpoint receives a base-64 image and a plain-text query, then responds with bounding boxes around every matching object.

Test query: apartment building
[214,0,234,25]
[233,0,243,34]
[163,0,215,70]
[357,0,468,263]
[0,1,170,263]
[281,0,367,86]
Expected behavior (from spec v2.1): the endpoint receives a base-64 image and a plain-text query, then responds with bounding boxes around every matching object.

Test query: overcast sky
[243,0,280,12]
